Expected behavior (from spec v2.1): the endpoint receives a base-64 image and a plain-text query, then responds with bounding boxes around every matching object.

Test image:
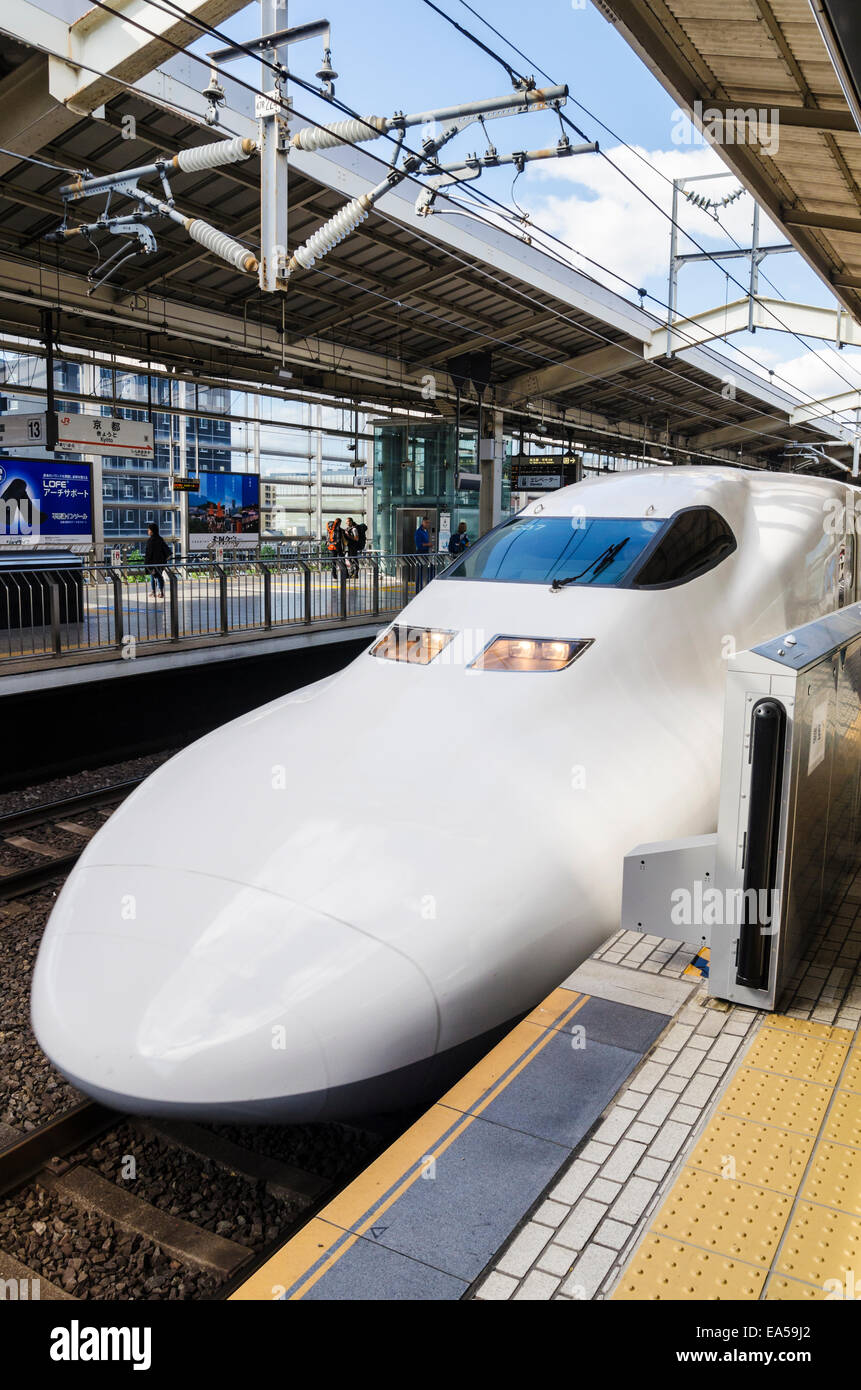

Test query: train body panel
[31,466,858,1119]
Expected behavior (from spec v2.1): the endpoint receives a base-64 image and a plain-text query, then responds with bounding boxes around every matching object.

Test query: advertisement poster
[0,457,93,545]
[187,471,260,551]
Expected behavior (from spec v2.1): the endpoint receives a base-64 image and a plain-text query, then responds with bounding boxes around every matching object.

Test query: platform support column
[372,557,380,615]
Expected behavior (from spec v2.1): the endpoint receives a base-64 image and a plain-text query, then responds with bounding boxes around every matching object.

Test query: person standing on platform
[344,517,360,578]
[326,517,344,579]
[144,521,170,599]
[414,515,432,592]
[448,521,469,557]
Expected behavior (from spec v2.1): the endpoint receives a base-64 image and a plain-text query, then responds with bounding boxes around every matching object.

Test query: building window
[104,509,114,523]
[125,509,134,523]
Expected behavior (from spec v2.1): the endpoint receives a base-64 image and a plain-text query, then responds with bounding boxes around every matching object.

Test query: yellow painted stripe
[612,1013,861,1301]
[232,989,589,1300]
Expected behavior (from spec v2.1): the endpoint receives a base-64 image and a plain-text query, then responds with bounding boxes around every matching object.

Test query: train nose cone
[31,864,438,1122]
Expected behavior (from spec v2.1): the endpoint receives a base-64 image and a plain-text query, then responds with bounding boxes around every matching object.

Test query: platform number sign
[25,417,43,442]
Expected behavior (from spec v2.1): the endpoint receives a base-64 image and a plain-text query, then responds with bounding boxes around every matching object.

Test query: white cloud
[736,341,861,408]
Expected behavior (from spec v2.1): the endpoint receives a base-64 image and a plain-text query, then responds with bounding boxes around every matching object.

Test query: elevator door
[395,508,437,554]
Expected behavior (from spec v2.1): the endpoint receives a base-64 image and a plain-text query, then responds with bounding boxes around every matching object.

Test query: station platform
[231,866,861,1302]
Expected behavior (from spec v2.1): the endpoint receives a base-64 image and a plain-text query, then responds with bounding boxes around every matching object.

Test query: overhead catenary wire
[0,145,85,175]
[1,3,855,460]
[76,0,861,424]
[427,0,861,401]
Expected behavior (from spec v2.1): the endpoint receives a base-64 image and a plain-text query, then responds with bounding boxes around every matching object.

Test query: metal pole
[667,179,680,359]
[110,570,124,647]
[492,406,504,527]
[41,309,58,450]
[48,581,62,656]
[258,0,290,292]
[167,567,180,640]
[302,561,311,623]
[261,561,272,627]
[315,400,323,542]
[748,201,760,335]
[217,564,229,633]
[178,379,189,560]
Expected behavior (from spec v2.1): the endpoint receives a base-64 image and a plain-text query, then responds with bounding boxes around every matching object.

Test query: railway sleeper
[38,1168,251,1278]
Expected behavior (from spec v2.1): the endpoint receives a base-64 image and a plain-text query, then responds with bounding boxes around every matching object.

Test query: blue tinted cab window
[444,516,663,586]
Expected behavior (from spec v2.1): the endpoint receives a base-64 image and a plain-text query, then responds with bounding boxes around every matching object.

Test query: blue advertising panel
[0,457,93,543]
[188,470,260,549]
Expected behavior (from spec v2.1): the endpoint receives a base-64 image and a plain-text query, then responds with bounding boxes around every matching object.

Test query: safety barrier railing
[0,553,454,666]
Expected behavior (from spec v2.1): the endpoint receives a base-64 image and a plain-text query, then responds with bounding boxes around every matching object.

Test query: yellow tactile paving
[799,1140,861,1217]
[777,1202,861,1287]
[839,1048,861,1094]
[822,1090,861,1149]
[614,1013,861,1299]
[743,1029,849,1086]
[649,1166,792,1265]
[613,1234,766,1300]
[688,1114,815,1194]
[718,1068,832,1134]
[764,1274,830,1301]
[760,1015,854,1044]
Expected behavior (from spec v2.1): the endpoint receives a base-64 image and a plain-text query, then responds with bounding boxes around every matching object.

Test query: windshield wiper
[551,537,630,590]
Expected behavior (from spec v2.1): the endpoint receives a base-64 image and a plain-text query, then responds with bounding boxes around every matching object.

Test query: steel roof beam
[47,0,252,115]
[498,344,639,404]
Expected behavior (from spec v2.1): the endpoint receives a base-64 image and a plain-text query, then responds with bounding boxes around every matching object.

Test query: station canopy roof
[0,0,855,468]
[606,0,861,333]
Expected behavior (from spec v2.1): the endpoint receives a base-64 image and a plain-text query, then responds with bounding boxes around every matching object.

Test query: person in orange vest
[326,517,344,579]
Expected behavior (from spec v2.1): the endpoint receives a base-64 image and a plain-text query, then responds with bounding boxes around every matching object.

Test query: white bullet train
[31,465,857,1121]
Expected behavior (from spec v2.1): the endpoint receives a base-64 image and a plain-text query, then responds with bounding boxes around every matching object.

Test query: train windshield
[444,516,663,586]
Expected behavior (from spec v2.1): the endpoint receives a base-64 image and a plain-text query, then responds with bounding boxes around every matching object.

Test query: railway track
[0,779,144,900]
[0,765,409,1299]
[0,1099,390,1300]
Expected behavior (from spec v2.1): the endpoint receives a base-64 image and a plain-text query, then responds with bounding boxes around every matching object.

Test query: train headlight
[371,625,456,664]
[470,636,592,672]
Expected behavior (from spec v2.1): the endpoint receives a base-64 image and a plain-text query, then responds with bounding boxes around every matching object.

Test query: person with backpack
[448,521,469,557]
[144,521,171,599]
[344,517,360,578]
[354,520,368,553]
[326,517,344,579]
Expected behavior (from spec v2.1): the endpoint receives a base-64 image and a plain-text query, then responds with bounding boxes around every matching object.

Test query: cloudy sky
[197,0,861,417]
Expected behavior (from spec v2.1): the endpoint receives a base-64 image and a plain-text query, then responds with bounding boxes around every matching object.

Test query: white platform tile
[475,1271,518,1301]
[560,1243,617,1300]
[556,1198,607,1252]
[513,1270,561,1300]
[496,1221,551,1278]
